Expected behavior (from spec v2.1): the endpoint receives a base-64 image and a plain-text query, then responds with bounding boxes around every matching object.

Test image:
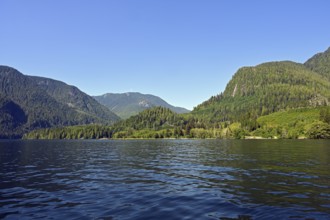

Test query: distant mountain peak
[94,92,190,119]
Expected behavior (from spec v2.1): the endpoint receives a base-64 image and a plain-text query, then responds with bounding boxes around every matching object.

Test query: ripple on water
[0,139,330,219]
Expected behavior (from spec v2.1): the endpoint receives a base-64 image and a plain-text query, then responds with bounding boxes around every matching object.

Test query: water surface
[0,139,329,219]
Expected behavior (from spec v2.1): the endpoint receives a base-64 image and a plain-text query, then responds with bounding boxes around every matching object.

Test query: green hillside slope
[193,61,330,126]
[254,107,330,139]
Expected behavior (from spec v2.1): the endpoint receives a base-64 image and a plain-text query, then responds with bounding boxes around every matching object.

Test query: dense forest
[24,106,330,139]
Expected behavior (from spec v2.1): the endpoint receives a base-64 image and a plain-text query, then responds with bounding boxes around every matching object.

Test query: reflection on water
[0,139,329,219]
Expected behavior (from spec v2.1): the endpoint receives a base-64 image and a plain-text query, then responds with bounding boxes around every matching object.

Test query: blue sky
[1,0,330,110]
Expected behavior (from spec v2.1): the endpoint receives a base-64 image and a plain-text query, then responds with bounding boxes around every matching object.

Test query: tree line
[24,106,330,140]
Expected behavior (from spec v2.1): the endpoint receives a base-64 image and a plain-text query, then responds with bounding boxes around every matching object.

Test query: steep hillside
[0,94,27,138]
[304,47,330,81]
[193,61,330,125]
[0,66,119,138]
[94,92,190,119]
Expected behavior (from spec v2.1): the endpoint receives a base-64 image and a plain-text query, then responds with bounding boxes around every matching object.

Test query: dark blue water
[0,140,329,219]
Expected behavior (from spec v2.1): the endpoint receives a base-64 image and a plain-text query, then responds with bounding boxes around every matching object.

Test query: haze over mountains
[93,92,190,119]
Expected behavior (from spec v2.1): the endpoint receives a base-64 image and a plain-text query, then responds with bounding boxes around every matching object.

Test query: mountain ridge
[304,47,330,81]
[29,75,119,122]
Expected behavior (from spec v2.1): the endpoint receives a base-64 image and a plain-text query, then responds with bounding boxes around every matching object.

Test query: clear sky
[1,0,330,110]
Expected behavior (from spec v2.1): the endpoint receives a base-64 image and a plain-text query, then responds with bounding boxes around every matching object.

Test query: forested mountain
[0,93,27,138]
[0,66,120,138]
[304,47,330,81]
[7,47,330,139]
[192,61,330,127]
[93,92,190,119]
